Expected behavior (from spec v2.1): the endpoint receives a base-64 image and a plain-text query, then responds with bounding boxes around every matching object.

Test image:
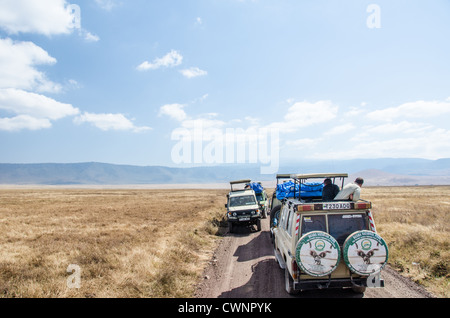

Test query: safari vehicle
[250,182,269,219]
[269,174,293,229]
[272,173,389,295]
[225,180,262,233]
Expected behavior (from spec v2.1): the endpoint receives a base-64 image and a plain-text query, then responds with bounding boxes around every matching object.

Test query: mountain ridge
[0,158,449,186]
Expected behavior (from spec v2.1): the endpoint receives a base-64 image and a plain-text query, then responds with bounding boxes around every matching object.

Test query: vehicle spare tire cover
[295,231,341,277]
[343,230,389,276]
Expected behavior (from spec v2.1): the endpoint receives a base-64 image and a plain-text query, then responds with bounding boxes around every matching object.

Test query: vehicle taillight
[297,204,315,212]
[291,260,299,280]
[355,202,372,210]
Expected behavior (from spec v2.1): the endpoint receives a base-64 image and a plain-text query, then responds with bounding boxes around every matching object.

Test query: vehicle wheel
[351,285,366,294]
[256,219,262,232]
[228,222,233,233]
[285,267,298,295]
[262,208,267,219]
[270,205,281,228]
[343,230,389,277]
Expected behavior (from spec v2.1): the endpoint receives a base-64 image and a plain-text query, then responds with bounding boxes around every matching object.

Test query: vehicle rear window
[328,214,367,245]
[229,195,257,207]
[301,215,326,235]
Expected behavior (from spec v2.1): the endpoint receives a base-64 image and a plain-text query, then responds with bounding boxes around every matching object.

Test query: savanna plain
[0,186,448,298]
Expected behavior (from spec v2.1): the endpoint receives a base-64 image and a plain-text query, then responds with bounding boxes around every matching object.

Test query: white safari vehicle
[272,173,389,294]
[225,180,262,233]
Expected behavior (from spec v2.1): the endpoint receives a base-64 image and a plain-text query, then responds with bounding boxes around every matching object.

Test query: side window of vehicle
[279,205,288,229]
[283,209,292,232]
[286,210,296,237]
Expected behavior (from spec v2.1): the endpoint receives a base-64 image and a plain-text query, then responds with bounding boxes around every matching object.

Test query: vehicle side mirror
[225,204,228,208]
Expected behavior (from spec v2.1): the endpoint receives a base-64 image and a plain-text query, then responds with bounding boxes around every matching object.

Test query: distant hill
[0,163,263,185]
[0,158,449,186]
[349,169,450,186]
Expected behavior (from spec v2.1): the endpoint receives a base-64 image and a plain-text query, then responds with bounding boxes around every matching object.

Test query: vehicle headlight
[233,212,237,217]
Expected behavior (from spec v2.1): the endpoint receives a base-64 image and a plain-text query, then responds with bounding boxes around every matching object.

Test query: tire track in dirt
[195,218,435,298]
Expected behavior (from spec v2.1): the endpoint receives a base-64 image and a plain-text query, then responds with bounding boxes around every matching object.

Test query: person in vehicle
[334,177,364,202]
[322,178,340,201]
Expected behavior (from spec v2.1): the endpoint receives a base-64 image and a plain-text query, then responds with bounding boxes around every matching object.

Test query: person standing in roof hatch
[334,177,364,202]
[322,178,340,201]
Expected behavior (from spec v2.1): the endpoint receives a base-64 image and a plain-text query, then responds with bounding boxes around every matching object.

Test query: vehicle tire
[228,221,234,234]
[343,230,389,276]
[351,285,367,294]
[295,231,341,277]
[284,267,298,295]
[262,208,267,219]
[269,205,281,228]
[256,219,262,232]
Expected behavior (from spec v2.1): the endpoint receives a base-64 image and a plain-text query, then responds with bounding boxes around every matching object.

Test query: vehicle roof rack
[290,173,348,180]
[276,174,293,179]
[230,179,252,192]
[289,173,349,200]
[275,174,293,185]
[230,179,252,185]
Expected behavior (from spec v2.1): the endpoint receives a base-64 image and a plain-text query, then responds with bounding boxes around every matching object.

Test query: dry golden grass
[363,186,449,298]
[0,189,227,298]
[0,186,448,298]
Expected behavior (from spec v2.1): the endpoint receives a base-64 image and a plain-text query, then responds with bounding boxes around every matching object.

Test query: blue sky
[1,0,450,169]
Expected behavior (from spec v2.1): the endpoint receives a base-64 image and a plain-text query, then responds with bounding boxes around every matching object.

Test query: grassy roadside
[364,186,449,298]
[0,186,448,298]
[0,189,228,298]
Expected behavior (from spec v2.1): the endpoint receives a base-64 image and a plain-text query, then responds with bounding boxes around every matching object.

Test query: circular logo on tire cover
[343,230,389,276]
[295,231,341,277]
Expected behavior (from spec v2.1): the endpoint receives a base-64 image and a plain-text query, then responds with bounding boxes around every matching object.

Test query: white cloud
[327,128,450,160]
[94,0,119,11]
[0,88,79,131]
[367,100,450,121]
[0,88,79,120]
[0,0,78,36]
[268,100,338,132]
[137,50,183,71]
[159,104,187,122]
[74,112,151,133]
[285,138,318,148]
[180,67,208,79]
[287,101,338,125]
[365,121,432,137]
[0,1,99,41]
[0,38,61,93]
[323,123,356,136]
[0,115,52,132]
[80,30,100,43]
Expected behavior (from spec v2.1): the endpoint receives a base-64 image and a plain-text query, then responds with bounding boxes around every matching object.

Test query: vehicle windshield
[229,195,257,207]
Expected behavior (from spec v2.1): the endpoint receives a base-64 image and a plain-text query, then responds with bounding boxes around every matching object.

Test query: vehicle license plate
[323,202,351,210]
[240,218,250,222]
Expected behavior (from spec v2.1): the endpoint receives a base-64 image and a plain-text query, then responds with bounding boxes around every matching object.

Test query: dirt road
[195,218,435,298]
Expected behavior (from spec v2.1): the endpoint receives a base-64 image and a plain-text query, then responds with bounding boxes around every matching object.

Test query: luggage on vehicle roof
[276,181,323,200]
[248,182,264,194]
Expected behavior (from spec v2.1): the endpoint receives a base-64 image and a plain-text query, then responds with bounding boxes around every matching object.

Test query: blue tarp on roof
[248,182,264,194]
[276,181,323,200]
